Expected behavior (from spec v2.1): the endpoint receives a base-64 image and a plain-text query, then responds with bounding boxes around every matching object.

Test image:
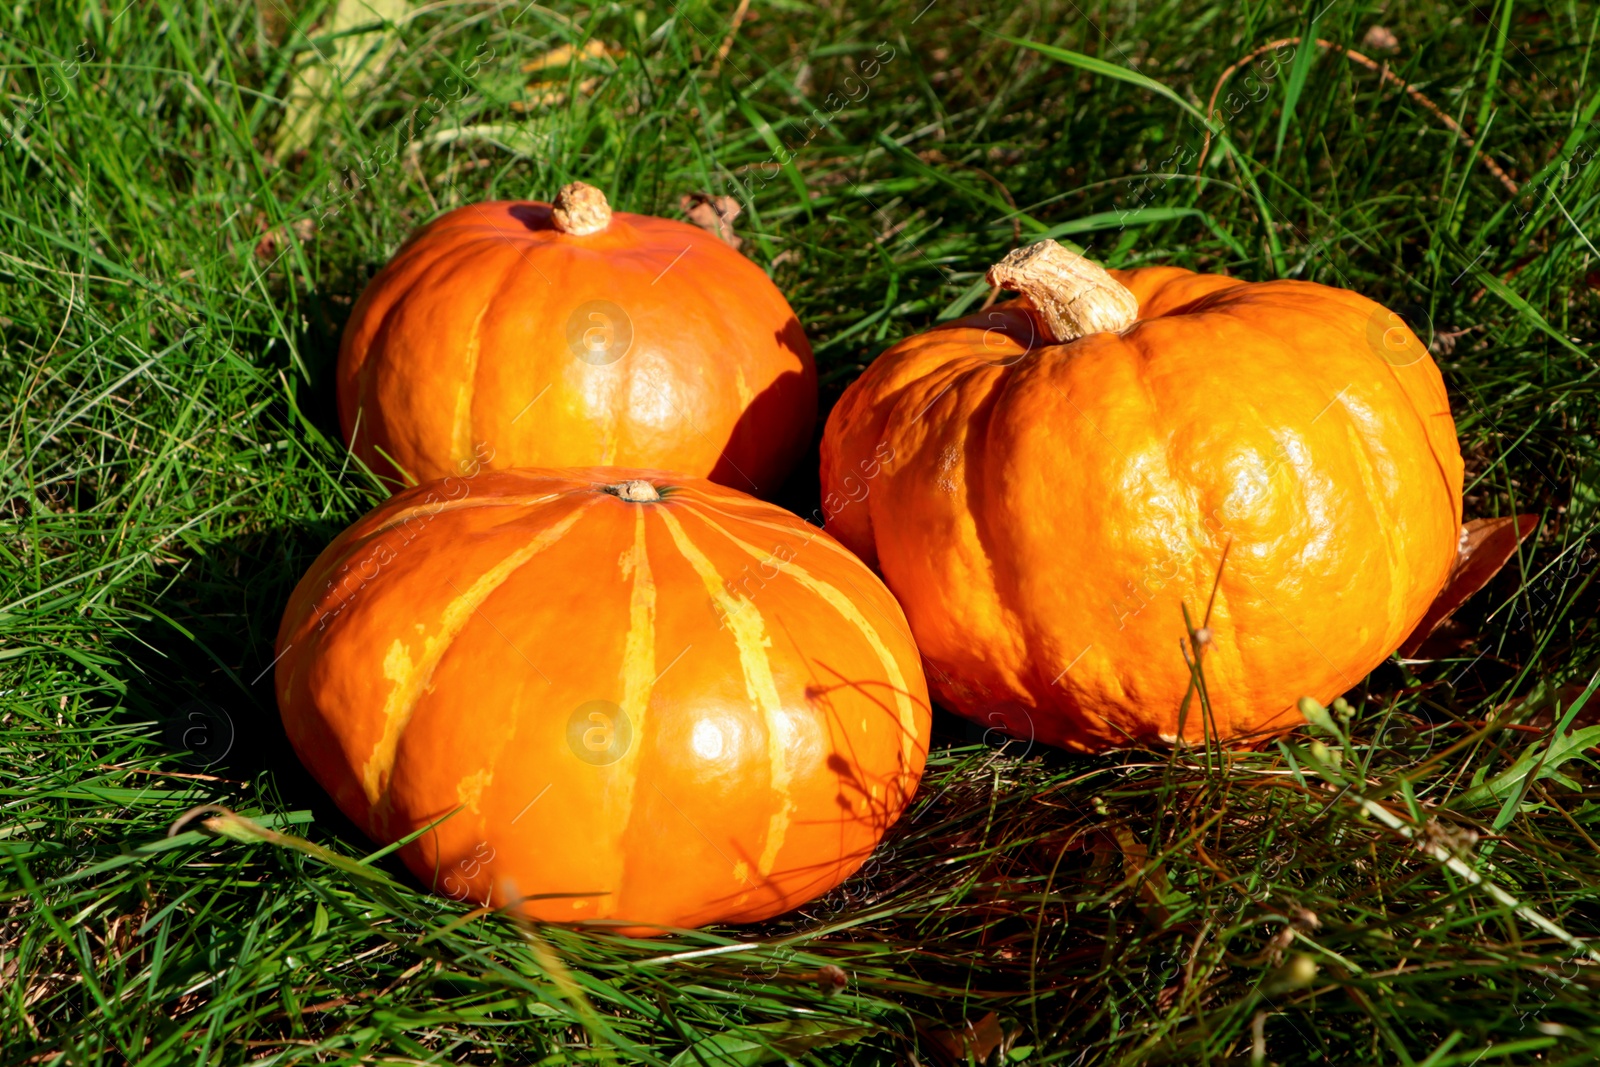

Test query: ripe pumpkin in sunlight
[338,182,816,497]
[274,468,930,932]
[819,239,1463,752]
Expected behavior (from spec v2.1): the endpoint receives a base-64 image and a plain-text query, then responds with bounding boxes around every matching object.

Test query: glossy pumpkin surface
[820,258,1463,751]
[274,468,930,932]
[338,186,816,496]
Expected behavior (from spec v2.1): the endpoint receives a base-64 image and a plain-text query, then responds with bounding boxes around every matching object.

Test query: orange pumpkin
[338,182,816,496]
[819,240,1463,752]
[274,467,929,932]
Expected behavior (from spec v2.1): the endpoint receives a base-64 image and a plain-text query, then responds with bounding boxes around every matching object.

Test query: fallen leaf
[814,963,848,994]
[1428,325,1480,356]
[924,1012,1005,1065]
[516,39,615,110]
[513,79,601,111]
[521,39,613,75]
[275,0,415,156]
[1362,25,1400,54]
[255,217,317,261]
[1110,823,1191,925]
[1520,682,1600,729]
[1397,515,1540,658]
[680,192,744,250]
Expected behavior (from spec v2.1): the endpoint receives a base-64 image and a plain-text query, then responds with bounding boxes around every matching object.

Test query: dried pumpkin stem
[552,181,612,235]
[987,240,1140,343]
[607,479,660,502]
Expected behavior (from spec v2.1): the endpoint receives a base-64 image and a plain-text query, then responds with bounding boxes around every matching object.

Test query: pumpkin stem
[606,479,661,503]
[987,240,1140,343]
[552,181,613,236]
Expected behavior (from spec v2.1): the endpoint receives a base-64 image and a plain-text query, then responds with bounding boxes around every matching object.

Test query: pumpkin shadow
[280,238,410,455]
[707,318,821,505]
[505,202,552,230]
[111,520,400,876]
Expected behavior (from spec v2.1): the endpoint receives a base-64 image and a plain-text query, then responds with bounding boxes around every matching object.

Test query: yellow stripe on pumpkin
[655,506,792,879]
[612,506,658,893]
[450,300,491,468]
[362,501,593,814]
[306,490,571,624]
[687,505,924,779]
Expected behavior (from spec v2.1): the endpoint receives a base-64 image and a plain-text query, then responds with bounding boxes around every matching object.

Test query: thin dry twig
[710,0,752,74]
[1199,38,1520,196]
[97,763,233,783]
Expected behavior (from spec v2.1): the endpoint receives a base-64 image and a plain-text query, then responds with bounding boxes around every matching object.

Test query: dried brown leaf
[1398,515,1540,658]
[516,40,616,111]
[679,192,744,250]
[1362,25,1400,53]
[521,39,613,76]
[924,1012,1005,1065]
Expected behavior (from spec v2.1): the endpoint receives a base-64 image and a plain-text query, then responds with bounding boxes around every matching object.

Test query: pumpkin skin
[820,250,1463,752]
[337,184,816,496]
[274,467,929,932]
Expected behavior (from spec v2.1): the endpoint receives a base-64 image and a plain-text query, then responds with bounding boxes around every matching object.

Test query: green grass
[6,0,1600,1062]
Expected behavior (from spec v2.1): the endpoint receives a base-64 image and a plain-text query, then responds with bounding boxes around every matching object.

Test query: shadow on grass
[111,521,406,881]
